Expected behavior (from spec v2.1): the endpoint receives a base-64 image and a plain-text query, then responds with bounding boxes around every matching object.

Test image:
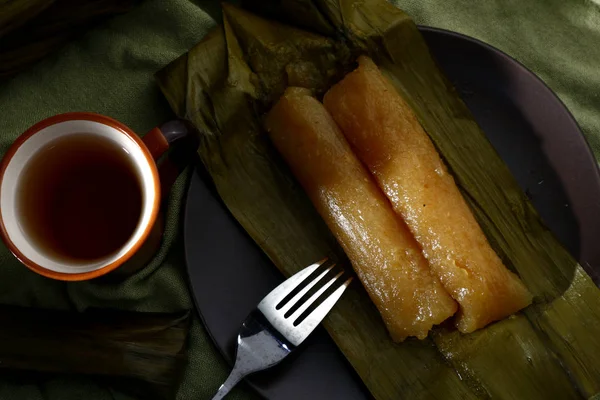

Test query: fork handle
[211,367,245,400]
[211,314,294,399]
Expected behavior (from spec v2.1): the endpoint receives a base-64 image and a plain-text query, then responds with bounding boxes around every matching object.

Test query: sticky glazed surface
[324,57,532,333]
[265,87,457,341]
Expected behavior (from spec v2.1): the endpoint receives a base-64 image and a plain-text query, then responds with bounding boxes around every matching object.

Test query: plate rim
[418,26,599,182]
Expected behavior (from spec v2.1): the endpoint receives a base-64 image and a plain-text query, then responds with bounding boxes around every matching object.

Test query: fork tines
[257,258,353,346]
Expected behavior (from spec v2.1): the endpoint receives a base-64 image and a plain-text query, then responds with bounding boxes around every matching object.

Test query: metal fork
[211,258,352,399]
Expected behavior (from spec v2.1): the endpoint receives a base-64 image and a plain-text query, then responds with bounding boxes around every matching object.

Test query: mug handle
[142,119,200,201]
[107,119,199,279]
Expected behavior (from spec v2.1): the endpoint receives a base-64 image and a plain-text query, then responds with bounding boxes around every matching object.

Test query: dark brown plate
[183,27,600,399]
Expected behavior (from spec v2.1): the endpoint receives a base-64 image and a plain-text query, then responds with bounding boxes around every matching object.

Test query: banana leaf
[0,306,190,399]
[156,1,600,398]
[0,0,54,38]
[0,0,137,80]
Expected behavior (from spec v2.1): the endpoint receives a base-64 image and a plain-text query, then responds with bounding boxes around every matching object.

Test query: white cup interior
[0,120,157,274]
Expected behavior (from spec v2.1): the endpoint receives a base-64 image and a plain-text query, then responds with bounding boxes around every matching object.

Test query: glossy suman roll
[324,57,532,333]
[265,87,457,341]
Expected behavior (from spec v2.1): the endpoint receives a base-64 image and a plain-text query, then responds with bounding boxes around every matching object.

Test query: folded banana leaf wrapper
[156,1,600,398]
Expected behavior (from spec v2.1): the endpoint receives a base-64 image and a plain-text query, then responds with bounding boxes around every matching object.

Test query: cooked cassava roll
[324,56,532,333]
[265,87,457,341]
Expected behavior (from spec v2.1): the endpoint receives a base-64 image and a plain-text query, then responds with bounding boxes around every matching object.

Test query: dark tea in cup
[17,134,143,261]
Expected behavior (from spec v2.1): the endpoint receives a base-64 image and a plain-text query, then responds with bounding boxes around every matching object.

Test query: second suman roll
[265,87,457,341]
[324,56,532,333]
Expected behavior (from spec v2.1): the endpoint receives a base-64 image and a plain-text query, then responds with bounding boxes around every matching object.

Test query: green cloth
[401,0,600,158]
[0,0,598,399]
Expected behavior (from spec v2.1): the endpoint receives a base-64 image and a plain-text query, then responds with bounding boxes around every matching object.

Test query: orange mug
[0,112,197,281]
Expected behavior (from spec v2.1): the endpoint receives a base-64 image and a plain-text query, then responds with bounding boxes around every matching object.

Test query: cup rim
[0,112,161,281]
